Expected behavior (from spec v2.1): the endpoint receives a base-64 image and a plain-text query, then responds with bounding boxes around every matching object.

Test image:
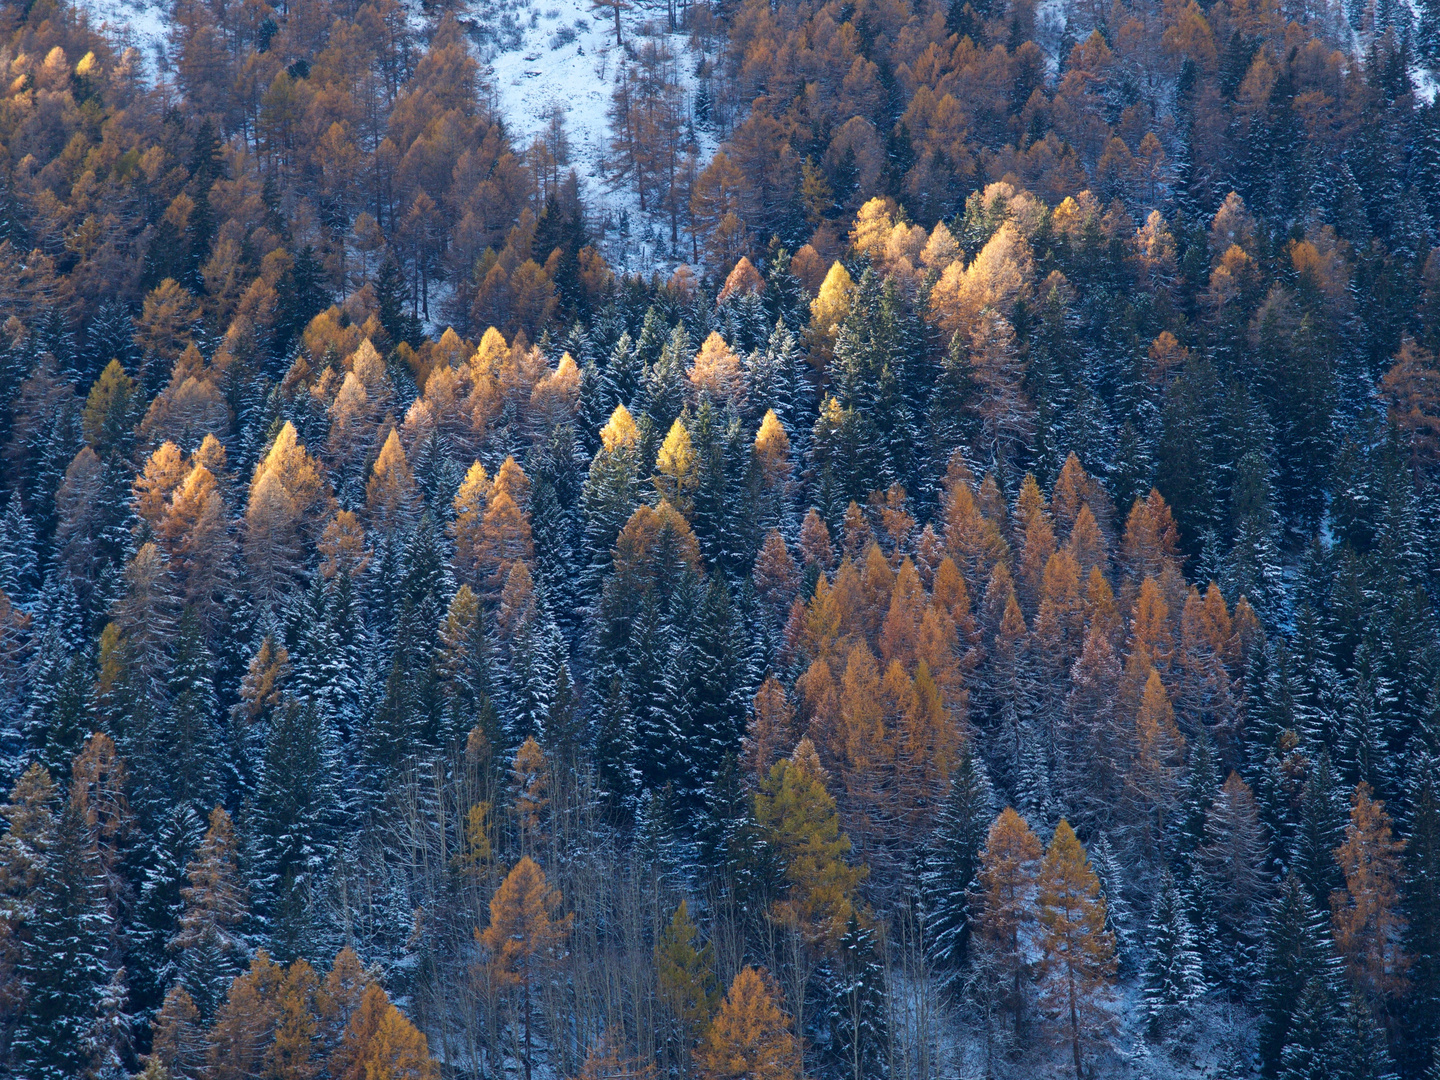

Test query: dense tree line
[5,0,1440,1076]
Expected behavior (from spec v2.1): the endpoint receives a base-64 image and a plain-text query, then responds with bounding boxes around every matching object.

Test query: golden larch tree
[1035,820,1116,1080]
[976,807,1043,1036]
[478,855,572,1080]
[1330,783,1409,1006]
[695,967,802,1080]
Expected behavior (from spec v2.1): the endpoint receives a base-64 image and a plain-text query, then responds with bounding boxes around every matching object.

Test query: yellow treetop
[332,983,437,1080]
[365,429,418,526]
[134,440,188,526]
[478,855,572,988]
[688,331,745,401]
[754,737,865,948]
[810,260,855,337]
[656,418,698,509]
[753,410,791,486]
[471,326,510,379]
[600,404,640,452]
[695,967,801,1080]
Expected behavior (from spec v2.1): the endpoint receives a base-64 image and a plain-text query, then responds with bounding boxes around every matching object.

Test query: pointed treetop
[718,256,765,304]
[600,404,640,452]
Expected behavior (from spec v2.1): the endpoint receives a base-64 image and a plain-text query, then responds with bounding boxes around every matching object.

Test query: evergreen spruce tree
[1258,874,1345,1076]
[1143,870,1205,1038]
[1277,975,1341,1080]
[1404,758,1440,1076]
[254,696,341,961]
[1090,832,1137,970]
[128,803,203,1017]
[922,749,994,989]
[823,912,888,1080]
[1295,750,1347,906]
[10,798,122,1080]
[684,573,749,801]
[163,609,223,817]
[0,491,39,604]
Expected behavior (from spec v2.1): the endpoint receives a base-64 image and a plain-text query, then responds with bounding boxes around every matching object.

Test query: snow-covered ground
[77,0,169,76]
[480,0,719,275]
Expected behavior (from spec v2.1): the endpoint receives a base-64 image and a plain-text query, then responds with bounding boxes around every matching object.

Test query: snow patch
[76,0,169,79]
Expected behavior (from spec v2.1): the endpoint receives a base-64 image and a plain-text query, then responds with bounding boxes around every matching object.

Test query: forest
[2,0,1440,1075]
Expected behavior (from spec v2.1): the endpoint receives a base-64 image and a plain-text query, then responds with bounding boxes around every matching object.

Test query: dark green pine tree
[637,325,691,453]
[1025,275,1079,486]
[0,490,39,603]
[829,269,917,494]
[1404,758,1440,1077]
[23,576,91,772]
[693,403,756,577]
[273,245,331,358]
[1223,451,1286,624]
[1277,974,1342,1080]
[504,601,566,748]
[1178,730,1220,862]
[592,674,639,819]
[375,252,423,351]
[922,749,993,991]
[359,650,418,812]
[1294,750,1347,907]
[127,802,203,1018]
[254,696,341,962]
[684,574,750,803]
[626,596,688,797]
[1331,990,1398,1080]
[163,609,223,818]
[926,332,981,495]
[762,244,808,331]
[526,423,586,642]
[1143,870,1205,1039]
[1338,641,1399,802]
[82,300,137,386]
[580,412,642,602]
[1154,358,1223,567]
[601,330,644,416]
[747,320,810,445]
[822,912,889,1080]
[288,575,346,718]
[1090,832,1137,969]
[1258,874,1345,1077]
[10,798,123,1080]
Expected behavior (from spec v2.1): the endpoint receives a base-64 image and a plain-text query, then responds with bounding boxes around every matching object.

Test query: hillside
[3,0,1440,1078]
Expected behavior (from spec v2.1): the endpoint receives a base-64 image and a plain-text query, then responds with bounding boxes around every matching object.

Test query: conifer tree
[161,609,223,818]
[130,803,203,1017]
[1329,783,1408,1010]
[1036,820,1116,1080]
[330,982,438,1080]
[254,696,341,961]
[696,966,802,1080]
[1259,874,1345,1077]
[1143,870,1204,1038]
[479,856,572,1080]
[656,899,719,1070]
[825,911,888,1080]
[922,749,994,989]
[1196,772,1270,989]
[9,798,121,1080]
[169,806,249,1017]
[0,491,39,605]
[975,807,1043,1037]
[1295,750,1347,906]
